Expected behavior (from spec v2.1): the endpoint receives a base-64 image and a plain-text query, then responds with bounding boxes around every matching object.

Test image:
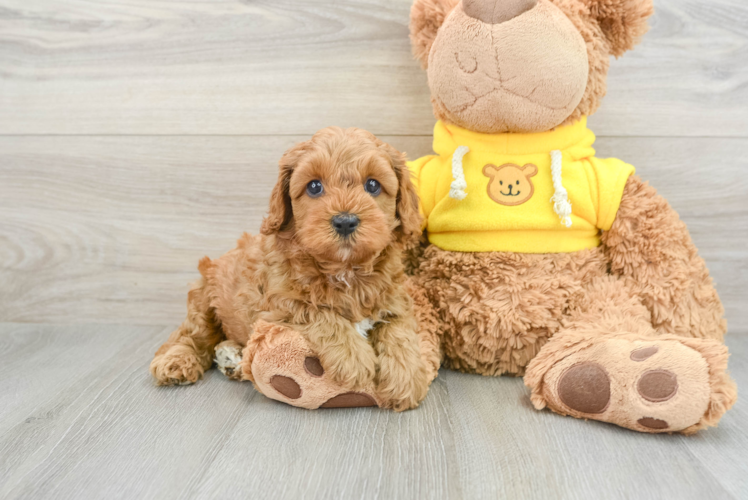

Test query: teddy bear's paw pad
[304,357,324,377]
[250,330,380,410]
[543,338,713,433]
[637,417,669,430]
[215,341,243,380]
[320,392,377,408]
[637,369,678,402]
[557,362,610,414]
[630,345,658,361]
[269,375,302,399]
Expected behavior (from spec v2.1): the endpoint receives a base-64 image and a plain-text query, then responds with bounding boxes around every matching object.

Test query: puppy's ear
[381,142,423,247]
[260,140,310,236]
[410,0,460,69]
[583,0,654,57]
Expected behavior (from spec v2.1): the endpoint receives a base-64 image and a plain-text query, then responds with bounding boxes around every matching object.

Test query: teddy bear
[406,0,737,433]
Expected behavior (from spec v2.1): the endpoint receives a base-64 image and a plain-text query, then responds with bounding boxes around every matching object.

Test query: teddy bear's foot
[526,333,737,434]
[239,321,380,410]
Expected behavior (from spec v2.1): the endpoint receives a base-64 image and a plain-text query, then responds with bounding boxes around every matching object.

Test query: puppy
[150,127,432,410]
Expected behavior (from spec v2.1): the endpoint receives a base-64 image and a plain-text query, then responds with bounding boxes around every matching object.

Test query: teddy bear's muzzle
[463,0,538,24]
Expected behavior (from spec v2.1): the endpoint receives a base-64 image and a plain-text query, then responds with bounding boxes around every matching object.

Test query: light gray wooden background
[0,0,746,499]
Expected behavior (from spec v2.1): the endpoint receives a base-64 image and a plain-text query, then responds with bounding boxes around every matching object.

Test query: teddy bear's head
[410,0,653,133]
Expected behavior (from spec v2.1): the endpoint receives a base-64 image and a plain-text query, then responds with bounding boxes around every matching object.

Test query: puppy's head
[261,127,421,265]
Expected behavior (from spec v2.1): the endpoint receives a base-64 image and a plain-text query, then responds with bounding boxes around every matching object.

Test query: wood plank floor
[1,0,747,498]
[0,323,745,499]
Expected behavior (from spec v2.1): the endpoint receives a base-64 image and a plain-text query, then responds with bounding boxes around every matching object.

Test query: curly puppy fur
[151,127,438,411]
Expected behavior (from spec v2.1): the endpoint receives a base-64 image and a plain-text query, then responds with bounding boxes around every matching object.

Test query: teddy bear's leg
[601,175,727,341]
[150,277,224,386]
[404,276,443,384]
[524,276,737,434]
[240,320,380,409]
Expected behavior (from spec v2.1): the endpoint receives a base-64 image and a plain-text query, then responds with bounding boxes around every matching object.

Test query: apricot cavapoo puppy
[150,127,441,411]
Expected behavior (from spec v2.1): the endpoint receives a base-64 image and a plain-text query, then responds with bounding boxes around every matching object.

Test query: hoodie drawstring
[449,145,470,200]
[550,150,573,227]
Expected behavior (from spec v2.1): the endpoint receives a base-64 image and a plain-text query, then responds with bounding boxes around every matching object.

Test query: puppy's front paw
[150,345,205,386]
[377,356,430,412]
[320,345,378,390]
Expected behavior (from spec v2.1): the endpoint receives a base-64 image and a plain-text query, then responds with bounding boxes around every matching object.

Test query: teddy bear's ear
[410,0,460,69]
[583,0,654,57]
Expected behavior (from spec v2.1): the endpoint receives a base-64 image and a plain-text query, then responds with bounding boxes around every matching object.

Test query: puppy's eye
[306,180,324,198]
[499,180,503,185]
[364,178,381,196]
[516,180,520,185]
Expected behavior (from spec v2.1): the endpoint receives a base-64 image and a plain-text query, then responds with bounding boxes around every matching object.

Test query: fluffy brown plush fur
[150,127,439,411]
[412,173,736,431]
[407,0,736,433]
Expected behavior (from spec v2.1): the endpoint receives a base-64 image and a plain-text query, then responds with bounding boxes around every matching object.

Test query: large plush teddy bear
[406,0,737,433]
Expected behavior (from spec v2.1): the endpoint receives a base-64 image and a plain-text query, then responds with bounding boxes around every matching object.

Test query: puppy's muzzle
[331,213,360,238]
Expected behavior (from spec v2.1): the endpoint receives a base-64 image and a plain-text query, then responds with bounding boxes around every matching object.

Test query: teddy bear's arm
[601,175,726,340]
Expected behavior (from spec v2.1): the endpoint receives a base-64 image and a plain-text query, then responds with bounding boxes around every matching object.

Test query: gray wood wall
[1,0,746,333]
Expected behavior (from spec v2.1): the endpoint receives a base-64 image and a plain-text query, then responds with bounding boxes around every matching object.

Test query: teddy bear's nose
[463,0,538,24]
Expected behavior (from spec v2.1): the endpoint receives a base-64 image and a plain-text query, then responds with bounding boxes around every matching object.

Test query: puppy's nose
[331,213,360,237]
[463,0,538,24]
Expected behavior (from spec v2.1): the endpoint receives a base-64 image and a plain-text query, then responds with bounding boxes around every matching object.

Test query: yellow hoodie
[408,118,635,253]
